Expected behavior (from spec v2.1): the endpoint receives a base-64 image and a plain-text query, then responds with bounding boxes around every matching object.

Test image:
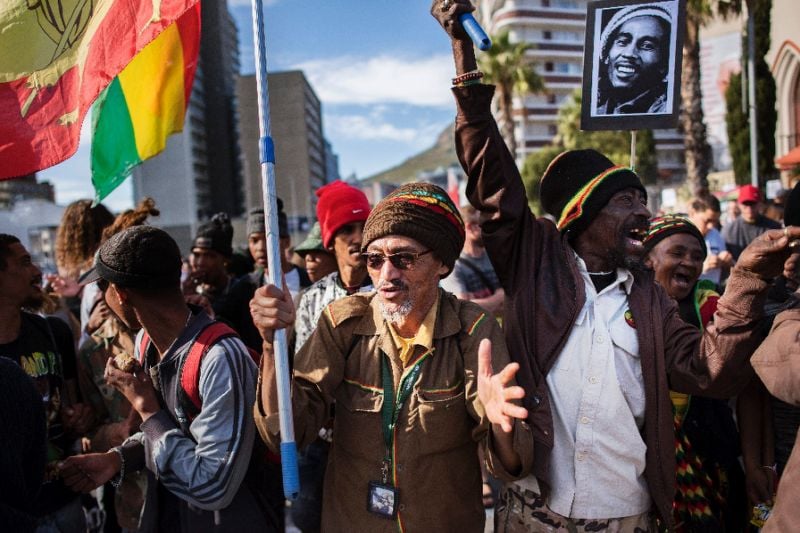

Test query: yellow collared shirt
[387,295,439,366]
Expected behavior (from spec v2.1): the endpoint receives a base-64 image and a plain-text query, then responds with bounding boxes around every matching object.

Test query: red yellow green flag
[90,4,200,202]
[0,0,199,180]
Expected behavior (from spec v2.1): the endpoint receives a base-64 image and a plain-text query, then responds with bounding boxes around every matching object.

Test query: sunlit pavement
[284,505,496,532]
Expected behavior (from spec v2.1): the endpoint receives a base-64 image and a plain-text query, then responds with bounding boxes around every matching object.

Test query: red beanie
[316,181,371,247]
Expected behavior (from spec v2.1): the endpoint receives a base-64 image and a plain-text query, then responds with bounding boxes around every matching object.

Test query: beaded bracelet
[110,447,126,488]
[456,78,483,88]
[452,70,484,86]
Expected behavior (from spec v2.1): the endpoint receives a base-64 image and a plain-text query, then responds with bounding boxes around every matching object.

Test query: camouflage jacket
[77,317,146,530]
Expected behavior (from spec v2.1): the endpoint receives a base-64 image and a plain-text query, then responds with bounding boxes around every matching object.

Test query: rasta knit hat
[192,212,233,257]
[247,198,289,238]
[316,180,371,248]
[599,2,673,61]
[539,149,646,237]
[642,214,707,258]
[362,182,465,276]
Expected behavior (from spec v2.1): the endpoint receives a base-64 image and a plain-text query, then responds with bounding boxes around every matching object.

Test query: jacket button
[531,395,541,407]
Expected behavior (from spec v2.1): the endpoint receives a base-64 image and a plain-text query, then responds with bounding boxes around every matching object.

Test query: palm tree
[479,30,545,160]
[681,0,743,194]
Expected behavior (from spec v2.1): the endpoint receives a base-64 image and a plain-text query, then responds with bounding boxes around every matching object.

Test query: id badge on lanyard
[367,353,424,519]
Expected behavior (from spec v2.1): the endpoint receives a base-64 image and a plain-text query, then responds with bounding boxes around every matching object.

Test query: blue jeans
[290,439,329,533]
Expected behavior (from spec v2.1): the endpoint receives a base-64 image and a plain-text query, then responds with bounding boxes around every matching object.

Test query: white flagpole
[250,0,299,500]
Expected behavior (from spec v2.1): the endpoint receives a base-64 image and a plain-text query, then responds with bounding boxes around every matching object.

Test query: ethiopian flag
[91,4,200,202]
[0,0,199,179]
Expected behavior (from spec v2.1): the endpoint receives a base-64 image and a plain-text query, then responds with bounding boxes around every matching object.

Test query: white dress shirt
[540,255,651,519]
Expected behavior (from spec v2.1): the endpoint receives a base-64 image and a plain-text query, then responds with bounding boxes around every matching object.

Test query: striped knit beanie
[643,214,707,258]
[540,149,646,236]
[362,182,465,276]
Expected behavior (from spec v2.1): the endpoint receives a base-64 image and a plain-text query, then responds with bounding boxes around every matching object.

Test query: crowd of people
[2,2,800,532]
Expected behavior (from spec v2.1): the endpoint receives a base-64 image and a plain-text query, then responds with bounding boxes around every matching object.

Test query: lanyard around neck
[380,351,428,466]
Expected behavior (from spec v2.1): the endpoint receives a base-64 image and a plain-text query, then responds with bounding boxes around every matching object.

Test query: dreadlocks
[101,197,160,243]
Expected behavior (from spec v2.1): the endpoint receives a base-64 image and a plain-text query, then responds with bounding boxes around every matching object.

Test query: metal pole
[250,0,299,500]
[747,2,759,188]
[630,130,637,173]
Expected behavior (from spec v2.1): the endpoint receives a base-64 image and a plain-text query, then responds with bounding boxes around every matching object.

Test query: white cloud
[327,114,446,148]
[294,55,455,108]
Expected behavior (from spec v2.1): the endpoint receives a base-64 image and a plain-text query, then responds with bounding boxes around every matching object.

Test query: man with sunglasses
[251,182,533,532]
[433,1,800,530]
[278,180,373,533]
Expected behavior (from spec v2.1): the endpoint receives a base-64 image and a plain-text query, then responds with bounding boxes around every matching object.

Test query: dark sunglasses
[362,249,431,270]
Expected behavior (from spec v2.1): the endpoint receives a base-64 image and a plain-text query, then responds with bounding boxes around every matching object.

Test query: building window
[543,30,552,40]
[548,125,558,136]
[547,93,557,104]
[545,62,554,72]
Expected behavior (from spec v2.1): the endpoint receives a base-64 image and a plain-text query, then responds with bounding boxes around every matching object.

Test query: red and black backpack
[138,321,260,423]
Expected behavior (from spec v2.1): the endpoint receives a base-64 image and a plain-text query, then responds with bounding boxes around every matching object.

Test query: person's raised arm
[430,0,477,75]
[430,0,549,293]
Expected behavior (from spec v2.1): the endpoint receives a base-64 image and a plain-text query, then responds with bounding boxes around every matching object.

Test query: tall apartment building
[132,0,243,252]
[478,0,685,182]
[324,139,341,183]
[237,71,329,239]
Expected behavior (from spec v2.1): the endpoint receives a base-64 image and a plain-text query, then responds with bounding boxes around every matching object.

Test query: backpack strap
[179,321,239,416]
[138,330,150,365]
[137,321,258,424]
[178,321,261,422]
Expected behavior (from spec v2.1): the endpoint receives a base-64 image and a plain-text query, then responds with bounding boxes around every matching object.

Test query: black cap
[80,226,182,289]
[192,213,233,257]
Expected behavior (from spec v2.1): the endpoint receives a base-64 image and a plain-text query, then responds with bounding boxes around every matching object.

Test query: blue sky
[40,0,459,211]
